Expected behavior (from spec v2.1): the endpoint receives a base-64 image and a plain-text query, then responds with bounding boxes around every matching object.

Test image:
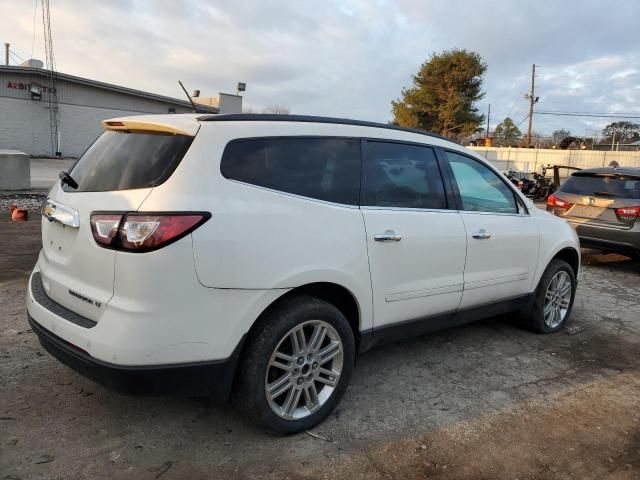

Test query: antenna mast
[178,80,200,113]
[41,0,60,156]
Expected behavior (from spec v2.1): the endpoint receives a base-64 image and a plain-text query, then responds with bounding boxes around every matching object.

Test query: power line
[505,76,529,119]
[31,0,38,58]
[535,111,640,119]
[538,109,640,115]
[9,49,26,63]
[515,114,529,128]
[8,52,21,65]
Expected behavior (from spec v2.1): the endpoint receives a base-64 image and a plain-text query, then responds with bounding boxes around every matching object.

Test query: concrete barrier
[0,150,30,190]
[468,146,640,172]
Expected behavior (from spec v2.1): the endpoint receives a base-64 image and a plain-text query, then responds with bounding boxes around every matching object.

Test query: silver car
[547,167,640,258]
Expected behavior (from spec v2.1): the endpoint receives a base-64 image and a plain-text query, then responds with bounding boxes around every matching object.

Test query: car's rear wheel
[235,295,355,434]
[524,258,577,333]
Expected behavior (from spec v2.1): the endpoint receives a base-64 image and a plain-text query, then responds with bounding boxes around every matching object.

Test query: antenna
[178,80,201,113]
[41,0,60,156]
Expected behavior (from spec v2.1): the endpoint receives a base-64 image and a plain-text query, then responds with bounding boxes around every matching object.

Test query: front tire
[524,258,577,333]
[235,295,355,434]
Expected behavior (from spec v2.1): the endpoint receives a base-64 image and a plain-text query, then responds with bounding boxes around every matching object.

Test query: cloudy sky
[3,0,639,137]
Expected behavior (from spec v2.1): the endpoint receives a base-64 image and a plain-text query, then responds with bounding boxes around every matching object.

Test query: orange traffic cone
[10,204,28,221]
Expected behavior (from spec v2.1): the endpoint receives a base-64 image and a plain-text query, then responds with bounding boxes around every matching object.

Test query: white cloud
[2,0,639,134]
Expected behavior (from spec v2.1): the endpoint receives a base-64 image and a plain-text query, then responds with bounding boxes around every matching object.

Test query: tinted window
[445,151,518,214]
[66,131,193,192]
[221,137,361,205]
[364,142,446,209]
[561,173,640,199]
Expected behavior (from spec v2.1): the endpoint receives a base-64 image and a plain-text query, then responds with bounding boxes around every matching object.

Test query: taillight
[614,206,640,221]
[90,214,122,246]
[547,194,571,210]
[90,212,210,252]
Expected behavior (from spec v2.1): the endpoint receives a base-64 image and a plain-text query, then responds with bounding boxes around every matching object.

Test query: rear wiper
[59,171,78,190]
[592,191,615,197]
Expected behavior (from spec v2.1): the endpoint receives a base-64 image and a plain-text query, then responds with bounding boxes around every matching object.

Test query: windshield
[64,131,193,192]
[560,173,640,200]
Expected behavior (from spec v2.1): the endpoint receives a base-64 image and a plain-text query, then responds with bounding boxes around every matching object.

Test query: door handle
[472,229,491,240]
[374,230,402,242]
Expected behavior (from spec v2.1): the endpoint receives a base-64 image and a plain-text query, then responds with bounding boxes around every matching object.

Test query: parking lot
[1,215,640,479]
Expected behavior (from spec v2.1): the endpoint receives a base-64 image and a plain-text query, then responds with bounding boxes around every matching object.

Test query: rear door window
[560,173,640,199]
[220,137,361,205]
[65,131,193,192]
[363,141,447,209]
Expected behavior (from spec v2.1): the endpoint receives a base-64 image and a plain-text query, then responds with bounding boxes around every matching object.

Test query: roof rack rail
[196,113,456,143]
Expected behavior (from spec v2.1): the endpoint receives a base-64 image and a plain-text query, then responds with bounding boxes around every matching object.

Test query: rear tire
[235,295,355,434]
[523,259,576,333]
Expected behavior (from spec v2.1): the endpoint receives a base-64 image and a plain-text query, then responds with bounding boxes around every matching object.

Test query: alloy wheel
[543,270,572,328]
[264,320,343,420]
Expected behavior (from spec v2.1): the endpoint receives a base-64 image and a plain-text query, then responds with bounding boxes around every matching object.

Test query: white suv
[28,114,580,433]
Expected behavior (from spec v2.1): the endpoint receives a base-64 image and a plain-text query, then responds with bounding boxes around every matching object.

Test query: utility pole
[525,64,538,147]
[486,103,491,139]
[611,128,616,151]
[4,43,9,66]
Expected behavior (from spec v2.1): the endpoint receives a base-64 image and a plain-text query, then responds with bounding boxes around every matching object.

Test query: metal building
[0,63,240,157]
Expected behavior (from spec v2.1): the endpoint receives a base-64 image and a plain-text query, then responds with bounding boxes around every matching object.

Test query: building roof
[197,113,454,143]
[0,65,219,113]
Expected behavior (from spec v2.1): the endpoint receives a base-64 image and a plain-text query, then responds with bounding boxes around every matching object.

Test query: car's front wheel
[524,258,577,333]
[235,295,355,434]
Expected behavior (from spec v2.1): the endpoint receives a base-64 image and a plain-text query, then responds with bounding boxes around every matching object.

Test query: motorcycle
[504,168,554,201]
[522,166,554,201]
[504,169,535,194]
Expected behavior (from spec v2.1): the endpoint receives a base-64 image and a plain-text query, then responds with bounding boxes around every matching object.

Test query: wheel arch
[254,282,362,347]
[552,247,580,277]
[231,282,363,393]
[235,283,362,369]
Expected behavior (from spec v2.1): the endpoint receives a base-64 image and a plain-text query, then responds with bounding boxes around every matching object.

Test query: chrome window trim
[456,210,531,218]
[360,205,457,214]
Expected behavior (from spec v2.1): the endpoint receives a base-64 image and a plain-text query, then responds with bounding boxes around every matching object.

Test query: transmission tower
[41,0,59,156]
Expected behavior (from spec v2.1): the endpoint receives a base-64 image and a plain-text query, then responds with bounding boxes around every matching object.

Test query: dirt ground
[1,216,639,480]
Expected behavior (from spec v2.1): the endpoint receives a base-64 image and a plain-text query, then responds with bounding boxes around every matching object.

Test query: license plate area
[42,220,78,262]
[570,205,606,220]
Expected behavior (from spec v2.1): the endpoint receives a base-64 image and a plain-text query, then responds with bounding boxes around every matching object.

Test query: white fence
[468,147,640,174]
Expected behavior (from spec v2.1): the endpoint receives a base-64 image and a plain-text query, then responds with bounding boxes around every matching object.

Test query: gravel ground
[0,194,46,217]
[1,218,639,479]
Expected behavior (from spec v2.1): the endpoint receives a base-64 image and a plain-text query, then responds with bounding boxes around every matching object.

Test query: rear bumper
[571,222,640,256]
[578,236,640,257]
[28,312,242,401]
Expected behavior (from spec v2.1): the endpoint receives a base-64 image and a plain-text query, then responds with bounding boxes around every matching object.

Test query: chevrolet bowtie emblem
[42,202,56,219]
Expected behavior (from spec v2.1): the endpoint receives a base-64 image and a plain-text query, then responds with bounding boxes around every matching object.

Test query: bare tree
[551,129,571,146]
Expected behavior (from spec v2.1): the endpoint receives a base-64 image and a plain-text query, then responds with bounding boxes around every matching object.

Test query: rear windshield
[560,173,640,199]
[64,131,193,192]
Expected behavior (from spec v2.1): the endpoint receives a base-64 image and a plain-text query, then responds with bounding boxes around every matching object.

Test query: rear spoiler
[101,120,195,137]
